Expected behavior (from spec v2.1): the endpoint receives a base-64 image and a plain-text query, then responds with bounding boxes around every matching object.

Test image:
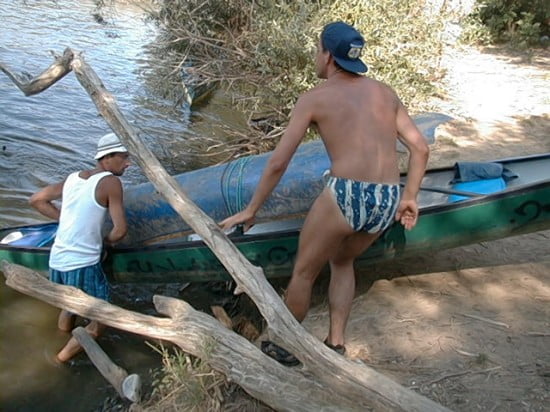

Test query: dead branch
[0,48,74,96]
[525,331,550,337]
[459,313,510,329]
[427,366,502,385]
[72,327,141,402]
[1,260,364,412]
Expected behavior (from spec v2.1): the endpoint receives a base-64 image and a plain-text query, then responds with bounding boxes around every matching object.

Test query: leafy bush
[462,0,550,47]
[148,0,449,157]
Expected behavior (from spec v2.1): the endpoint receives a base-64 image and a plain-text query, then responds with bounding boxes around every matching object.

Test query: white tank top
[49,171,112,271]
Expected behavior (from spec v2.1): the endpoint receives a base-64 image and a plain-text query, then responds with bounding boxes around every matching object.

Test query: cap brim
[94,148,128,160]
[333,56,368,74]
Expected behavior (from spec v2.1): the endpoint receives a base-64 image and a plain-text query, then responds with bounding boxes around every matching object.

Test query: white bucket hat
[94,132,128,160]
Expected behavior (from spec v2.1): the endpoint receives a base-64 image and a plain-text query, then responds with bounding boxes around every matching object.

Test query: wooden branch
[459,313,510,329]
[1,261,363,412]
[72,327,141,402]
[69,52,448,411]
[0,48,74,96]
[526,331,550,337]
[427,366,502,385]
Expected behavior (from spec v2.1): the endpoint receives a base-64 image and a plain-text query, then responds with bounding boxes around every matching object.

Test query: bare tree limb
[72,327,142,402]
[0,48,74,96]
[1,260,365,412]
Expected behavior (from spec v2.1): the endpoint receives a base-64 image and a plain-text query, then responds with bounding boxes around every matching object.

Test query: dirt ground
[303,45,550,411]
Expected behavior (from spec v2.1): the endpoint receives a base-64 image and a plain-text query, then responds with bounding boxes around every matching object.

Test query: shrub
[461,0,550,47]
[147,0,448,158]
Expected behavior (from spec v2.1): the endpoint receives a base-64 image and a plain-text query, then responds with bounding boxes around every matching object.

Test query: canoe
[121,112,451,245]
[2,152,549,283]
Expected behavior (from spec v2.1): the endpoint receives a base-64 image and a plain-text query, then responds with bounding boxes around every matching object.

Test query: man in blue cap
[221,22,429,365]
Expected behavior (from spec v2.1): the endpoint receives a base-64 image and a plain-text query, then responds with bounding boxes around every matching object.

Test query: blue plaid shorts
[49,262,110,301]
[326,176,400,233]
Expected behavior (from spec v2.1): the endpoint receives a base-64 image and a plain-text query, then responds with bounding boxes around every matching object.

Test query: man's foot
[261,340,301,367]
[43,348,63,368]
[324,339,346,355]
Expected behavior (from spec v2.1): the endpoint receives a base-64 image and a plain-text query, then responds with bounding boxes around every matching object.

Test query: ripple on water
[0,2,186,410]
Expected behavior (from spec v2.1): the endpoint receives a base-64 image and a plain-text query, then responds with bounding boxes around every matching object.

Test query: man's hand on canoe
[219,209,256,233]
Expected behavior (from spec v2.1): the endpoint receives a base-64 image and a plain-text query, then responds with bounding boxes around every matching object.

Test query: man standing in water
[220,22,429,365]
[30,132,130,363]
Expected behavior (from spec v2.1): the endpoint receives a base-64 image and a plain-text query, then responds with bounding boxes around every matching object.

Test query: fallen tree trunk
[1,261,364,412]
[1,49,449,411]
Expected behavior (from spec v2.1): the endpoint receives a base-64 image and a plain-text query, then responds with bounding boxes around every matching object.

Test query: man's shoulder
[298,83,334,105]
[97,173,122,191]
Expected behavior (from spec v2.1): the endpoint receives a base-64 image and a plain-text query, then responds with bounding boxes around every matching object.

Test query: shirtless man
[220,21,429,364]
[30,132,130,363]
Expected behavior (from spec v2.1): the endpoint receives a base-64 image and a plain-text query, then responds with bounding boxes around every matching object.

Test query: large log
[1,261,364,412]
[0,48,74,96]
[70,52,448,411]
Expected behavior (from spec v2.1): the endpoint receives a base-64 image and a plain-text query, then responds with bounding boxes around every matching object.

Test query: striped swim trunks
[326,176,400,233]
[49,261,110,301]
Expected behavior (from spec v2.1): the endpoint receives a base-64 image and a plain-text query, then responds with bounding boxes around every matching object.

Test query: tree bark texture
[1,261,365,412]
[72,327,141,402]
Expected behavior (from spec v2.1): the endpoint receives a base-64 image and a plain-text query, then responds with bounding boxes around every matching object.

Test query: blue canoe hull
[122,113,452,245]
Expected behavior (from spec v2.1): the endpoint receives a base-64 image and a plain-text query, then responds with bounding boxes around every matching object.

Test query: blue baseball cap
[321,22,368,74]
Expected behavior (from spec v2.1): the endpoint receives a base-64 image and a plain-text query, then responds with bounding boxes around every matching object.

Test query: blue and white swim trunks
[326,176,400,233]
[49,262,110,301]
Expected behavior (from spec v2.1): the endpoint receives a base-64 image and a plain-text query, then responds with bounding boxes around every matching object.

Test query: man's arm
[220,95,313,231]
[29,181,65,220]
[395,101,429,229]
[99,176,128,244]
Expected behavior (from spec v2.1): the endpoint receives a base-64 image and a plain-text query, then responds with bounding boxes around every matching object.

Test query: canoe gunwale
[112,177,550,254]
[2,178,549,256]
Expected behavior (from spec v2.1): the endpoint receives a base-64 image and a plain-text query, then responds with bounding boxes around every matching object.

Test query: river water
[0,1,235,410]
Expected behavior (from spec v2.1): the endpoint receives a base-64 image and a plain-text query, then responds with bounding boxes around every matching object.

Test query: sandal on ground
[261,340,301,367]
[324,339,346,355]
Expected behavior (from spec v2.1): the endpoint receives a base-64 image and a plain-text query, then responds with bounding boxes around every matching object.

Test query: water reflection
[0,0,192,229]
[0,1,190,410]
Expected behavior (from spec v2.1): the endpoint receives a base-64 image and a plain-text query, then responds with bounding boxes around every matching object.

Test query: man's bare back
[299,74,401,183]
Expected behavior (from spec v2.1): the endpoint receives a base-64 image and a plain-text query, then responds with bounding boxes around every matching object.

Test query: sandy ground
[303,45,550,411]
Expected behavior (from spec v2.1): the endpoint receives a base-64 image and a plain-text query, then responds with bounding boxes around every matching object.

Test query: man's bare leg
[327,232,380,347]
[57,310,76,332]
[56,320,105,363]
[285,189,353,321]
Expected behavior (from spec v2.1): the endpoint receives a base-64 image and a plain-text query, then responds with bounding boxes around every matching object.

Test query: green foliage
[148,0,448,154]
[322,0,446,109]
[461,0,550,47]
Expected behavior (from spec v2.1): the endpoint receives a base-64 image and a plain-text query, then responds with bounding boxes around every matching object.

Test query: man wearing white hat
[30,132,131,363]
